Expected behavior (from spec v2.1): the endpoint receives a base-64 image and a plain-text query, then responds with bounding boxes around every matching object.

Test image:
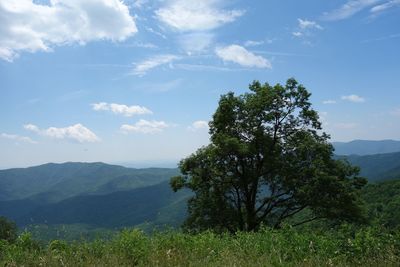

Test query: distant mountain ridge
[0,180,190,229]
[332,139,400,156]
[0,162,179,202]
[0,162,187,230]
[344,151,400,182]
[1,153,399,236]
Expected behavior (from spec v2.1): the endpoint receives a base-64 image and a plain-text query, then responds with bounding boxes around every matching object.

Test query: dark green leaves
[172,78,366,232]
[0,216,17,243]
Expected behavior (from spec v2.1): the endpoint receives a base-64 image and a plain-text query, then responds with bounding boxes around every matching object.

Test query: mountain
[343,152,400,182]
[332,140,400,156]
[1,155,399,240]
[0,162,179,202]
[0,162,189,232]
[2,180,190,229]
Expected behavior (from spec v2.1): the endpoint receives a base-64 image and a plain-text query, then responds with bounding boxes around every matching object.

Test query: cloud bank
[155,0,244,31]
[132,54,179,76]
[188,120,209,131]
[1,133,37,144]
[322,0,381,21]
[121,120,170,134]
[215,45,271,68]
[341,94,366,103]
[24,123,100,143]
[92,102,152,117]
[0,0,137,61]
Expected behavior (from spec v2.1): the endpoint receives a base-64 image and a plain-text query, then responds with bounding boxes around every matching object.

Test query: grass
[1,225,399,266]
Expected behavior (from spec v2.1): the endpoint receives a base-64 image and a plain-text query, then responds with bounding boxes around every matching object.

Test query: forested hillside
[362,179,400,229]
[0,163,188,236]
[4,180,189,228]
[1,154,400,240]
[343,152,400,182]
[0,162,179,202]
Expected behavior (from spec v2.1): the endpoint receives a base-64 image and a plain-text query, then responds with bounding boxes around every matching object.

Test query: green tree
[171,78,366,232]
[0,216,17,243]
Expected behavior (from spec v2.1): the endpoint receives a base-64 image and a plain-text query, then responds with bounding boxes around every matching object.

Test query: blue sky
[1,0,400,168]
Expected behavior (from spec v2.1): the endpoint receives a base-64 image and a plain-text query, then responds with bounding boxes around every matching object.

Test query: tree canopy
[171,78,366,232]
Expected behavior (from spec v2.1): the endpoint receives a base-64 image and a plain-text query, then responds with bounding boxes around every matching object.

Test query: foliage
[362,179,400,229]
[0,227,399,266]
[0,216,17,243]
[171,78,367,232]
[26,224,117,242]
[22,179,400,243]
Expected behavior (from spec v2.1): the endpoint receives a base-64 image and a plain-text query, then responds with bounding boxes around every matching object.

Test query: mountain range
[0,140,400,239]
[0,162,179,203]
[332,139,400,156]
[345,152,400,182]
[0,163,189,233]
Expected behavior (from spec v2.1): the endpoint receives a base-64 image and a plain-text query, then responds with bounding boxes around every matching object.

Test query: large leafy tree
[171,78,366,232]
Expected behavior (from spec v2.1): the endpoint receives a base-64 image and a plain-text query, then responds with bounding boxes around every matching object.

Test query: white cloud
[92,102,152,116]
[132,54,179,76]
[1,133,37,144]
[215,45,272,68]
[155,0,244,31]
[24,123,100,143]
[0,0,137,61]
[244,40,264,47]
[23,124,40,133]
[370,0,400,13]
[121,119,169,134]
[341,94,366,103]
[292,32,303,37]
[298,19,323,30]
[322,0,381,21]
[293,19,323,39]
[323,100,337,104]
[188,120,208,131]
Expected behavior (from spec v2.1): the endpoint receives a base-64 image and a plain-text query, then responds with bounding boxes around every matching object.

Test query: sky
[0,0,400,169]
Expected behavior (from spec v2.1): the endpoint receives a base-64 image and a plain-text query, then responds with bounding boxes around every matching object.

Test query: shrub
[0,216,17,243]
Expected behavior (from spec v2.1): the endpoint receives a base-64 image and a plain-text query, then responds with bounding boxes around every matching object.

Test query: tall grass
[1,225,399,266]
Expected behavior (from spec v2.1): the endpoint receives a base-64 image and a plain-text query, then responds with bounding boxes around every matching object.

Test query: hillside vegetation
[1,173,400,266]
[19,181,189,228]
[1,155,400,240]
[362,179,400,229]
[0,163,189,234]
[0,162,179,202]
[1,226,399,267]
[345,152,400,182]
